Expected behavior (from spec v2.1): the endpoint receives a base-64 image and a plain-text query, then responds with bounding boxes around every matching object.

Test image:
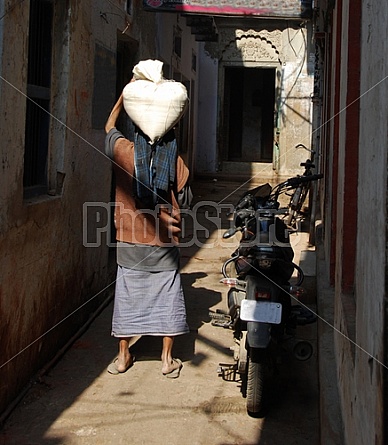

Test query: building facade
[196,16,315,179]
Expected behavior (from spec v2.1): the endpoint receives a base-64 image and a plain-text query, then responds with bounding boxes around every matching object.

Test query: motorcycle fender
[247,321,271,348]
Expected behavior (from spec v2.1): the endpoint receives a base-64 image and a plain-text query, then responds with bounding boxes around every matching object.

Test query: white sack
[132,59,163,83]
[123,60,188,144]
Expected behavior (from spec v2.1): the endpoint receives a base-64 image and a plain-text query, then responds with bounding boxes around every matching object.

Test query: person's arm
[105,94,126,158]
[105,93,123,134]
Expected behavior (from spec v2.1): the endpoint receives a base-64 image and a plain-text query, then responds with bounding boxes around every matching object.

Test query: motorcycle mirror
[223,228,237,238]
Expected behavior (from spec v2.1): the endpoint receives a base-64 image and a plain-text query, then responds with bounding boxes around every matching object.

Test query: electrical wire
[0,0,27,21]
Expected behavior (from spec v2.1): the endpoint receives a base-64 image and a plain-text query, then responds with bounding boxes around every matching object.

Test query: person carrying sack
[104,61,190,378]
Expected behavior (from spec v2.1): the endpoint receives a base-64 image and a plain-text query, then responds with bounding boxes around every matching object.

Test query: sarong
[111,266,189,337]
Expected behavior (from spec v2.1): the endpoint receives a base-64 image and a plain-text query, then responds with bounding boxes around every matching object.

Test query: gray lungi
[111,265,189,337]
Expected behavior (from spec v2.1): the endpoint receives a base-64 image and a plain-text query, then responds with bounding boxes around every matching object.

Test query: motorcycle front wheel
[246,347,270,417]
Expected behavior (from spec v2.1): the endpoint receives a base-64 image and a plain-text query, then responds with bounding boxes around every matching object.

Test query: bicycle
[284,145,321,231]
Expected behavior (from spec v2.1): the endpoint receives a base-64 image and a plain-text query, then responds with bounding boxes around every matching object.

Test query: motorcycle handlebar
[287,173,323,187]
[235,195,253,211]
[300,161,315,168]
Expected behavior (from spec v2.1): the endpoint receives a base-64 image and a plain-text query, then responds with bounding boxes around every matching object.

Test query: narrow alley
[2,1,387,443]
[0,179,320,445]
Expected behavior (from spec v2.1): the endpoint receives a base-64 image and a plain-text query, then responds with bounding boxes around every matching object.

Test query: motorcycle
[210,173,322,416]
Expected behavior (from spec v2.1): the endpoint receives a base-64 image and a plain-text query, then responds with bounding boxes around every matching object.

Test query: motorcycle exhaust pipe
[282,338,314,361]
[292,340,314,361]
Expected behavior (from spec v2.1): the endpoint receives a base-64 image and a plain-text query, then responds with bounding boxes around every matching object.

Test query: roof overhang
[143,1,312,19]
[143,1,313,42]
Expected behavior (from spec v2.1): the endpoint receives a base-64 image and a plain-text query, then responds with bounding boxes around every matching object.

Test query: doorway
[116,34,138,138]
[223,67,275,163]
[108,35,138,248]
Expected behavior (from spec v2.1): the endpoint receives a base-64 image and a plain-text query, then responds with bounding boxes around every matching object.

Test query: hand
[158,207,181,237]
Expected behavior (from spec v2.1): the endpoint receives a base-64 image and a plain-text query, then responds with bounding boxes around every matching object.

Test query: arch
[220,30,282,65]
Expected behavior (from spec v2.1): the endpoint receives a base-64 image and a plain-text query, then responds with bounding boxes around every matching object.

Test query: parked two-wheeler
[210,173,322,416]
[284,144,320,231]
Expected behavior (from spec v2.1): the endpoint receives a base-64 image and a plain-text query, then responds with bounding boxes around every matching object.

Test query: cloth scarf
[134,129,177,208]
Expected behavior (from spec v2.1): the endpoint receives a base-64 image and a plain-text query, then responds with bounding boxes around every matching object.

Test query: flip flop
[163,358,183,379]
[107,357,134,375]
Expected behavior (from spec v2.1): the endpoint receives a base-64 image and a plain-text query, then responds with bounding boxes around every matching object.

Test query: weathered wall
[0,0,199,418]
[316,0,387,443]
[0,0,112,416]
[343,0,387,443]
[156,13,198,77]
[155,12,199,173]
[196,48,219,173]
[196,19,315,177]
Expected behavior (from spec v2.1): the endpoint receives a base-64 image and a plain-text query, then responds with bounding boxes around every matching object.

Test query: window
[173,27,182,58]
[24,0,53,197]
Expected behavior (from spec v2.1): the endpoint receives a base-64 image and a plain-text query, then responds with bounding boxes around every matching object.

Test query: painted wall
[316,0,387,443]
[196,47,219,173]
[155,12,199,173]
[0,0,198,418]
[347,0,387,442]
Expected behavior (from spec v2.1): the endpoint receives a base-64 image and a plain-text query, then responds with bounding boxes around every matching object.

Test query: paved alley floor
[0,179,320,445]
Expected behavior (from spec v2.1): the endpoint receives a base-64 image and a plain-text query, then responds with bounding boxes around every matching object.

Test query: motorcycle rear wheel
[246,348,269,416]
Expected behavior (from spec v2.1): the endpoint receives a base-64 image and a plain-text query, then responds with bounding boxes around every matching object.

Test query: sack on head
[123,59,188,145]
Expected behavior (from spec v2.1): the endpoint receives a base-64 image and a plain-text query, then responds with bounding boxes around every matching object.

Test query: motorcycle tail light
[220,278,246,291]
[220,278,238,287]
[255,289,271,300]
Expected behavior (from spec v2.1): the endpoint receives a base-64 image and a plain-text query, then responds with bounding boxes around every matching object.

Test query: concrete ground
[0,179,322,445]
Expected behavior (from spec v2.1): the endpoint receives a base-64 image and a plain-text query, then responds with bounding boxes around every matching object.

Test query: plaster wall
[329,1,387,443]
[156,14,198,77]
[0,0,199,416]
[196,46,219,173]
[0,0,114,416]
[351,1,386,443]
[332,0,357,439]
[155,13,199,173]
[323,5,341,284]
[0,2,3,77]
[332,0,348,313]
